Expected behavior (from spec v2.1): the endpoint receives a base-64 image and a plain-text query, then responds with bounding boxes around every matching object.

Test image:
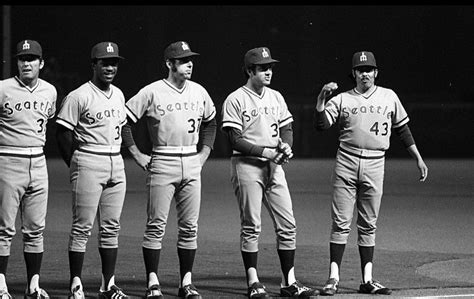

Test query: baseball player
[0,39,56,299]
[121,40,216,299]
[55,42,129,299]
[314,51,428,296]
[220,47,319,299]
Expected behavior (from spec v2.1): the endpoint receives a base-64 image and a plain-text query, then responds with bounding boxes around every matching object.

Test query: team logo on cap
[359,52,367,62]
[107,43,114,53]
[262,48,269,58]
[181,42,190,51]
[22,40,30,50]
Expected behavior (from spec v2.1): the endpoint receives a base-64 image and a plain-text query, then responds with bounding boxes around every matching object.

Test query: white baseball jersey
[323,86,408,151]
[0,77,57,148]
[221,85,293,155]
[125,79,216,155]
[56,81,127,153]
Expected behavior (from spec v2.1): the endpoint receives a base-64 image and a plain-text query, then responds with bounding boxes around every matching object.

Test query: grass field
[5,158,474,298]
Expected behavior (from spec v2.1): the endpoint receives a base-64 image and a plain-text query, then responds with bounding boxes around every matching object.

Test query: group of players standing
[0,38,428,299]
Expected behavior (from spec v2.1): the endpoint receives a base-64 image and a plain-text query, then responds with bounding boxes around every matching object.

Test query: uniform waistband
[152,145,197,156]
[0,146,44,158]
[231,147,277,157]
[339,143,385,159]
[78,144,121,156]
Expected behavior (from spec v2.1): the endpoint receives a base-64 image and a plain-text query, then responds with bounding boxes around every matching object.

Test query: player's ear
[165,59,173,70]
[39,59,44,70]
[374,69,378,78]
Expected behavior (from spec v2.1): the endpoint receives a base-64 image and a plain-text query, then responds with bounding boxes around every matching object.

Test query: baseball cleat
[247,281,270,298]
[98,285,129,299]
[359,279,392,295]
[145,284,164,299]
[178,284,201,299]
[68,285,85,299]
[320,278,338,296]
[0,289,12,299]
[24,288,49,299]
[280,280,320,298]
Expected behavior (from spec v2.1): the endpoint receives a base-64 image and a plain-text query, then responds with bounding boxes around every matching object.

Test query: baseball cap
[164,41,200,60]
[15,39,42,57]
[352,51,377,69]
[91,42,124,60]
[244,47,279,68]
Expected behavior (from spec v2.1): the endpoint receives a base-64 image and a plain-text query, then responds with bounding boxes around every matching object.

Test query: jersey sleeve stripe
[279,116,294,127]
[202,110,216,122]
[392,116,409,128]
[221,121,242,131]
[125,106,139,123]
[325,110,336,126]
[56,118,75,131]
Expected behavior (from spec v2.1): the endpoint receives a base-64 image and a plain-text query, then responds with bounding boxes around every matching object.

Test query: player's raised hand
[319,82,338,99]
[316,82,338,112]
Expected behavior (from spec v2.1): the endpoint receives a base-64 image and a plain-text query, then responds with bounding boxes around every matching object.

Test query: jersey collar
[15,76,40,93]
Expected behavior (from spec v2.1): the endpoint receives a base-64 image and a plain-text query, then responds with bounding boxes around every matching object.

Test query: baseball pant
[330,148,385,246]
[0,154,48,255]
[68,150,126,251]
[231,156,297,252]
[143,153,202,250]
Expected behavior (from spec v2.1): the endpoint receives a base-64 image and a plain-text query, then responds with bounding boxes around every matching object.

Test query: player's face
[17,55,43,82]
[251,64,274,86]
[353,66,378,91]
[93,58,119,84]
[171,57,194,80]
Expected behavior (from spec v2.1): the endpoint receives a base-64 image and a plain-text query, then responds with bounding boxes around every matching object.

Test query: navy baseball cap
[164,41,200,60]
[91,42,124,60]
[352,51,377,69]
[244,47,279,68]
[15,39,42,57]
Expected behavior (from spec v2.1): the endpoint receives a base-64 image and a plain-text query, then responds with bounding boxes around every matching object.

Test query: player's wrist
[315,101,325,112]
[262,147,277,160]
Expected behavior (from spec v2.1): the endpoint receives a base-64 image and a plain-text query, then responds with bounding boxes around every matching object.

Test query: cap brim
[245,58,279,67]
[15,53,42,57]
[168,52,200,59]
[95,55,125,60]
[353,63,377,69]
[254,58,279,65]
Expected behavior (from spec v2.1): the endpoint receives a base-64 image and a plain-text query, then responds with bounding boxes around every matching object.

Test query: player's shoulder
[0,77,16,88]
[38,78,57,93]
[223,86,246,102]
[375,85,399,97]
[138,79,166,92]
[65,81,90,98]
[110,83,125,95]
[186,79,208,91]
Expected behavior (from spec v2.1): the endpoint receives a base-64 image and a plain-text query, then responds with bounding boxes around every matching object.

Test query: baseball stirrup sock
[277,249,295,286]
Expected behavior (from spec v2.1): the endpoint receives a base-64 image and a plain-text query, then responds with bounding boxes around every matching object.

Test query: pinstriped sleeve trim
[125,106,139,123]
[56,117,75,131]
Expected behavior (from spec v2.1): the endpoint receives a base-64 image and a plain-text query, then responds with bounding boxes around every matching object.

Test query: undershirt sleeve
[198,117,217,150]
[223,127,265,157]
[394,123,415,148]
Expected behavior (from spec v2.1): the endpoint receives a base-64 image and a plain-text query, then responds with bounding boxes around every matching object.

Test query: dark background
[2,5,473,158]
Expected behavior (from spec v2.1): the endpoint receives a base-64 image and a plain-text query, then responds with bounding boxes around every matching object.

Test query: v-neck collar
[15,76,40,93]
